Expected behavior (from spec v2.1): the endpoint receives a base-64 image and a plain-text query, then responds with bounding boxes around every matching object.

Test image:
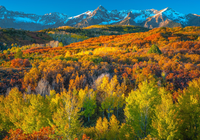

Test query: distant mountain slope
[0,5,200,31]
[41,25,149,37]
[0,28,53,48]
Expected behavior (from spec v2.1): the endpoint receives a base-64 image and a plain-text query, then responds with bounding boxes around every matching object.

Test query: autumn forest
[0,25,200,139]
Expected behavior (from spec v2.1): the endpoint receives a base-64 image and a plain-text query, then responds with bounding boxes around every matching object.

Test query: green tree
[175,78,200,140]
[147,44,162,54]
[124,80,160,139]
[51,89,82,139]
[97,75,124,120]
[152,88,178,140]
[107,114,120,140]
[82,89,97,122]
[14,48,23,58]
[0,88,25,131]
[21,93,52,133]
[58,42,64,47]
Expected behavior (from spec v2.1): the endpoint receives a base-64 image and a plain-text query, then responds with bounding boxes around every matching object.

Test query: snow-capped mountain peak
[72,11,92,18]
[156,7,188,23]
[0,5,200,31]
[96,5,107,12]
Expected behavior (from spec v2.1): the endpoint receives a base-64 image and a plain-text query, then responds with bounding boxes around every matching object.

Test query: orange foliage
[4,127,60,140]
[10,59,31,68]
[75,134,92,140]
[144,33,166,43]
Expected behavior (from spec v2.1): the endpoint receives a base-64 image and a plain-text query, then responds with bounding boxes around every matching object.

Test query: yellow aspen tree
[0,95,3,131]
[118,123,135,140]
[21,93,52,133]
[107,114,120,140]
[0,94,12,131]
[47,90,61,113]
[152,88,178,140]
[0,88,25,131]
[51,89,82,140]
[78,88,87,112]
[95,117,103,139]
[95,116,108,139]
[97,75,110,118]
[98,75,123,120]
[175,78,200,140]
[124,80,160,139]
[115,78,127,118]
[102,117,109,139]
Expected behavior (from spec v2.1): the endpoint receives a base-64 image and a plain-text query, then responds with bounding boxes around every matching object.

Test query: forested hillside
[0,26,200,139]
[41,25,149,37]
[0,28,53,49]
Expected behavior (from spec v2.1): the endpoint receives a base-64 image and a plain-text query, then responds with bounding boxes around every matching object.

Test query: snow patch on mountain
[100,19,122,25]
[73,11,92,18]
[144,9,156,16]
[134,15,147,23]
[151,7,188,24]
[47,22,56,25]
[119,10,129,17]
[14,17,36,23]
[153,8,168,17]
[131,10,142,14]
[162,8,188,23]
[36,17,44,24]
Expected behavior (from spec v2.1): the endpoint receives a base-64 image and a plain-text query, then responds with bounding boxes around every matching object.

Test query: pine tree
[147,44,162,54]
[14,48,23,58]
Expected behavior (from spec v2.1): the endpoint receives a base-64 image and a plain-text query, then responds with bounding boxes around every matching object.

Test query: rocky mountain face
[0,5,69,31]
[0,5,200,31]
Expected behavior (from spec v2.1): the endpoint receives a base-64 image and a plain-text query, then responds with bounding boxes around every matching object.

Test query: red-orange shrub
[10,59,31,68]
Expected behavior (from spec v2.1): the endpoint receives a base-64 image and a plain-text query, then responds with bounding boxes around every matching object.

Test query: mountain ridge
[0,5,200,31]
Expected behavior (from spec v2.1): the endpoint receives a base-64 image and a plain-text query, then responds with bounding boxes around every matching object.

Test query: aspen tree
[175,78,200,140]
[95,117,108,139]
[152,88,178,140]
[83,89,97,122]
[51,90,82,140]
[107,114,120,140]
[124,80,160,138]
[0,88,24,131]
[21,93,51,133]
[95,117,103,139]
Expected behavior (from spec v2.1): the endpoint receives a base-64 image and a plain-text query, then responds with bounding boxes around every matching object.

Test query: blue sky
[1,0,200,16]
